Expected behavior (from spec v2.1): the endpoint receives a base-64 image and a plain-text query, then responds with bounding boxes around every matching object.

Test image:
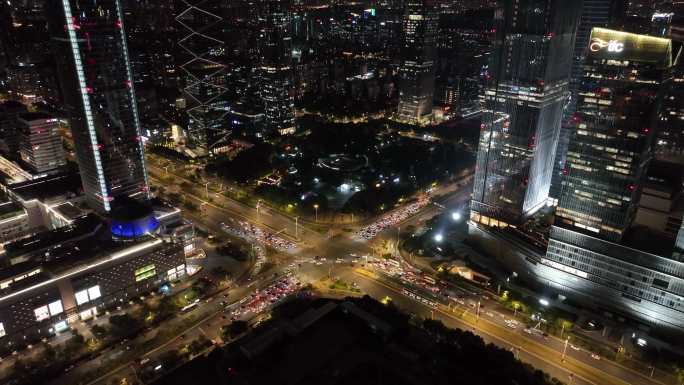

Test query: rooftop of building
[0,101,27,114]
[0,214,165,297]
[7,171,82,203]
[0,190,24,220]
[51,202,87,222]
[16,112,52,122]
[622,224,676,258]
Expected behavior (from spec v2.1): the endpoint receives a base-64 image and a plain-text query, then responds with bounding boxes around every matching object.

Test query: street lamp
[294,216,299,240]
[434,233,443,243]
[451,211,462,221]
[562,336,570,362]
[313,204,319,222]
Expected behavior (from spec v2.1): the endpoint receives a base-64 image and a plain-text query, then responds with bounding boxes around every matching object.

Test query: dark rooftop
[8,172,82,202]
[17,112,52,121]
[623,225,676,259]
[3,214,103,262]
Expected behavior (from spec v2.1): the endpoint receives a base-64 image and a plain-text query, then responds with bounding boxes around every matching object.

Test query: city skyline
[1,1,684,385]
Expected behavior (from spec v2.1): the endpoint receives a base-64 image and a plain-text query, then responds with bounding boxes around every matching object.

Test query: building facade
[260,8,296,136]
[470,0,581,226]
[550,0,624,201]
[176,0,231,151]
[0,238,185,345]
[51,0,149,213]
[555,28,672,242]
[539,29,684,331]
[396,0,438,124]
[17,113,66,175]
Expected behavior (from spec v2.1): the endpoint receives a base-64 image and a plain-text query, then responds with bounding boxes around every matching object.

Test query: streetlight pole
[294,216,299,240]
[313,204,319,222]
[476,301,480,322]
[562,337,569,362]
[205,182,210,199]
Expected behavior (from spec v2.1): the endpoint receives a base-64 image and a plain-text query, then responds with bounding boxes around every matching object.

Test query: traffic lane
[149,167,322,244]
[369,271,654,385]
[55,270,281,385]
[352,270,642,385]
[350,273,591,385]
[423,280,659,385]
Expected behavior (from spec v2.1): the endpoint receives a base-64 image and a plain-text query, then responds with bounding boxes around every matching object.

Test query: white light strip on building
[0,238,163,304]
[541,258,588,279]
[114,0,150,198]
[61,0,111,211]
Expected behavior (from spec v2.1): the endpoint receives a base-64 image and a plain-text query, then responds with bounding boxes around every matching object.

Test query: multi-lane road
[52,159,670,385]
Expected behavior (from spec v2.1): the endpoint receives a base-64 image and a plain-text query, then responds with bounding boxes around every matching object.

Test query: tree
[674,365,684,385]
[159,349,182,369]
[187,336,211,355]
[63,333,85,358]
[222,321,248,340]
[91,324,108,340]
[109,314,142,339]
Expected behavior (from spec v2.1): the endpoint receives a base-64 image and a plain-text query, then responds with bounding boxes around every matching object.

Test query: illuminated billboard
[588,27,672,67]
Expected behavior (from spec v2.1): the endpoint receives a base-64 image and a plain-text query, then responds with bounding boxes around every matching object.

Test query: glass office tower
[470,0,581,226]
[52,0,149,212]
[550,0,624,201]
[555,28,673,242]
[259,8,296,136]
[396,0,438,124]
[541,29,684,330]
[176,0,230,150]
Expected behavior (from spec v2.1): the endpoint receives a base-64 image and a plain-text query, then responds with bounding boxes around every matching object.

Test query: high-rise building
[17,112,66,175]
[397,0,438,124]
[550,0,626,201]
[51,0,149,213]
[555,28,672,242]
[541,29,684,330]
[260,6,296,136]
[470,0,581,227]
[176,0,231,151]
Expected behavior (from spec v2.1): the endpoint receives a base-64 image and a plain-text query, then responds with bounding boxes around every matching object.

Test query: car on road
[523,328,533,335]
[591,353,601,360]
[570,344,580,351]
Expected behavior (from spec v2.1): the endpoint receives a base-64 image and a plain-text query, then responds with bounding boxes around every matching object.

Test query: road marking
[354,271,639,385]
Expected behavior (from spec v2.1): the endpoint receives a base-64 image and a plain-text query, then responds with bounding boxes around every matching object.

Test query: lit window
[34,305,50,322]
[88,285,101,301]
[48,300,63,316]
[135,264,156,282]
[54,320,68,333]
[75,290,89,305]
[0,322,5,337]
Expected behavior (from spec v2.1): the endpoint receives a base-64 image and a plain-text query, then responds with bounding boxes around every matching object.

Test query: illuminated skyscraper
[259,5,296,136]
[554,28,673,242]
[470,0,581,227]
[550,0,626,201]
[541,29,684,330]
[51,0,149,212]
[397,0,438,123]
[176,0,231,150]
